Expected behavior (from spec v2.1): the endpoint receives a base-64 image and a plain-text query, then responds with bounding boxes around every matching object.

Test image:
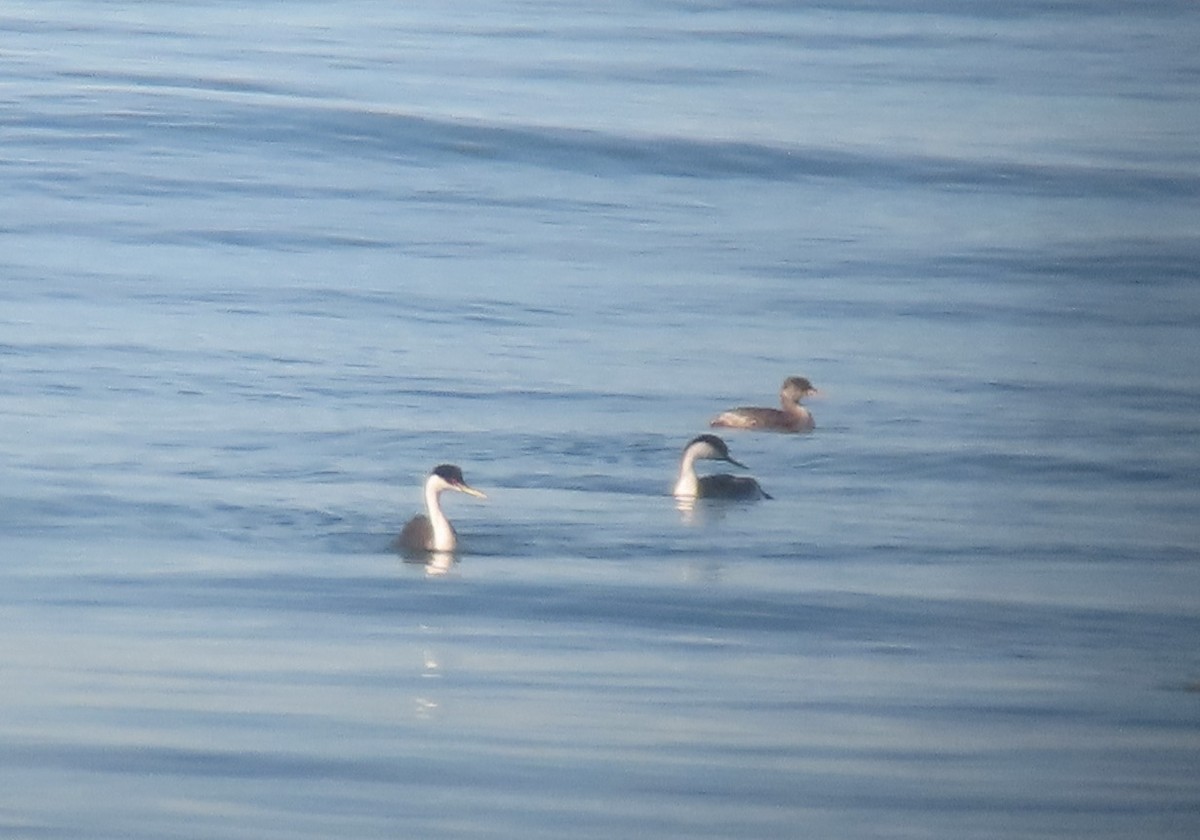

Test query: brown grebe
[673,434,771,500]
[394,464,487,554]
[710,376,818,432]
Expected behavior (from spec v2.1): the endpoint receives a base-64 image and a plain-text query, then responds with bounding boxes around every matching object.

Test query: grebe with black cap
[710,376,819,432]
[394,464,487,554]
[673,434,771,500]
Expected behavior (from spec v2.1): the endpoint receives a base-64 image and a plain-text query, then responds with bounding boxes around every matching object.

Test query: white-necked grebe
[394,464,487,554]
[673,434,771,500]
[710,375,818,432]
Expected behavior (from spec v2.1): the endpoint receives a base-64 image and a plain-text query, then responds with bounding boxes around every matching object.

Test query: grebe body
[673,434,770,500]
[710,376,818,432]
[395,464,487,554]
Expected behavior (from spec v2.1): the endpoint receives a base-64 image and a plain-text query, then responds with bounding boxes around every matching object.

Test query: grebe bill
[710,375,818,432]
[673,434,771,500]
[395,464,487,554]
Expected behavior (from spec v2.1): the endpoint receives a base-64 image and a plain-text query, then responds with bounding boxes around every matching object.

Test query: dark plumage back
[395,514,433,554]
[698,473,772,500]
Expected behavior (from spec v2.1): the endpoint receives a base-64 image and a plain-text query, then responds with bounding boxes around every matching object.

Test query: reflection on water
[414,644,443,720]
[674,493,762,525]
[673,493,698,520]
[403,552,457,577]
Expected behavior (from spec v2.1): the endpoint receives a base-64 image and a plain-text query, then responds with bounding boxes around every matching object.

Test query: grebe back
[395,464,487,555]
[710,375,818,432]
[673,434,771,500]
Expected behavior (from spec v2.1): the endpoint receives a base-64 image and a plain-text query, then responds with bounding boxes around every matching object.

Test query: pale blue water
[3,2,1199,838]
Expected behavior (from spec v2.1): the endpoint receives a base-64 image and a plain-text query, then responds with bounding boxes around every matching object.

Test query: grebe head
[428,464,487,498]
[781,376,818,402]
[683,434,748,468]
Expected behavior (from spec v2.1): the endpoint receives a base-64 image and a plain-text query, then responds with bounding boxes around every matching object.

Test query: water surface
[2,2,1199,838]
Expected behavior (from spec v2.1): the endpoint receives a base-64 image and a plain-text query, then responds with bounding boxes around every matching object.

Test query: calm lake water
[3,2,1199,838]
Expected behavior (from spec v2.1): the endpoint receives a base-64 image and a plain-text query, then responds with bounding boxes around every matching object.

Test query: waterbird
[673,434,771,500]
[710,375,819,432]
[395,464,487,554]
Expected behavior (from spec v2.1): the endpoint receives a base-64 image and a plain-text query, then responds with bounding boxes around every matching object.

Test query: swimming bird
[673,434,771,500]
[710,375,818,432]
[395,464,487,554]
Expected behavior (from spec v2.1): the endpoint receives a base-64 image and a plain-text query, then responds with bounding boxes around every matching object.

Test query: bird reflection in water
[413,627,445,720]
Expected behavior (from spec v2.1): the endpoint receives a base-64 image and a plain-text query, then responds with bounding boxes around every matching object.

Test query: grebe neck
[423,478,456,551]
[674,448,701,497]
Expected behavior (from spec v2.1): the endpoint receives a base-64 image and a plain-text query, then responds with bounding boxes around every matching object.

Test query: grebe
[710,376,818,432]
[673,434,771,500]
[394,464,487,554]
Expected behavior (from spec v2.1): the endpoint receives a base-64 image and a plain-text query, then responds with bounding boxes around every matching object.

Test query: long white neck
[674,448,700,497]
[423,478,457,552]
